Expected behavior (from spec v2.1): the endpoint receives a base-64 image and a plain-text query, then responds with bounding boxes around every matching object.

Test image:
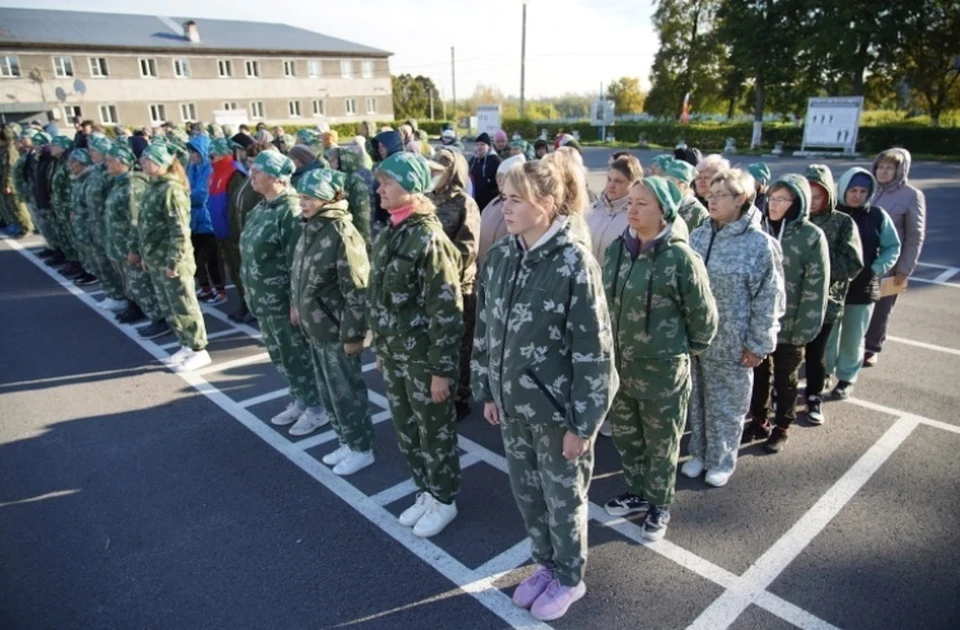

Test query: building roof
[0,8,391,57]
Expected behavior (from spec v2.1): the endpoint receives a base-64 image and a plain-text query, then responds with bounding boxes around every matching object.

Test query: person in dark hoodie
[131,129,150,160]
[32,132,66,262]
[803,165,863,425]
[827,168,900,400]
[745,174,829,453]
[372,130,404,227]
[469,132,502,212]
[187,135,226,305]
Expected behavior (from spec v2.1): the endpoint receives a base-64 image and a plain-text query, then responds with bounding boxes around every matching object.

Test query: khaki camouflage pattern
[309,340,373,452]
[239,190,303,317]
[68,169,95,270]
[8,150,36,233]
[50,156,78,259]
[809,209,863,323]
[0,129,33,231]
[72,166,124,300]
[678,194,709,233]
[338,149,372,245]
[259,314,321,408]
[688,357,752,474]
[428,149,481,296]
[84,163,113,248]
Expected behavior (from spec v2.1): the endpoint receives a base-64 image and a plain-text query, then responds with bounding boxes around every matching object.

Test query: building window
[53,56,74,78]
[0,55,21,78]
[288,100,301,118]
[149,104,167,125]
[223,102,238,111]
[218,59,233,78]
[180,103,198,122]
[139,58,158,78]
[250,101,265,120]
[308,60,321,78]
[366,97,377,114]
[99,105,118,125]
[89,57,109,77]
[245,60,260,78]
[345,98,357,115]
[340,60,353,79]
[362,60,374,79]
[283,60,296,78]
[63,105,82,120]
[312,99,324,117]
[173,58,191,78]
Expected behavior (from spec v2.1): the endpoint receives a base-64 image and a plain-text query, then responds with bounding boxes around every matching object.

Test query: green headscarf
[209,137,239,158]
[651,154,673,171]
[252,149,295,181]
[141,143,177,169]
[376,152,432,193]
[32,131,53,146]
[107,143,136,167]
[69,148,92,166]
[663,158,696,185]
[52,136,74,150]
[640,176,681,222]
[297,129,320,146]
[89,134,112,155]
[747,162,772,185]
[296,168,346,201]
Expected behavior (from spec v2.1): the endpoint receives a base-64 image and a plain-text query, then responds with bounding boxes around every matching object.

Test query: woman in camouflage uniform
[369,152,464,539]
[472,159,618,621]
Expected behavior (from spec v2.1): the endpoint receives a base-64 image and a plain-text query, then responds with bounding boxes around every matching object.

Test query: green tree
[392,74,441,120]
[606,77,645,114]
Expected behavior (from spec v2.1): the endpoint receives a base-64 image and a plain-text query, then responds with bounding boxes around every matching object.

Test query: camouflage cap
[88,134,113,155]
[747,162,772,185]
[52,135,75,150]
[209,137,239,157]
[251,149,295,181]
[296,168,346,201]
[32,131,53,146]
[69,148,93,166]
[663,158,696,184]
[640,175,682,222]
[141,143,177,169]
[376,152,432,193]
[107,143,136,167]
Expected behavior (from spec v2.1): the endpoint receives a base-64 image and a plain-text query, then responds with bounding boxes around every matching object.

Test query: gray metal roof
[0,8,390,56]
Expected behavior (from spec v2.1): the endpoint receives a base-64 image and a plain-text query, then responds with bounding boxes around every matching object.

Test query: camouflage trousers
[501,416,593,586]
[118,258,164,322]
[381,357,460,504]
[217,237,245,305]
[50,205,78,260]
[27,203,55,244]
[259,314,321,408]
[1,194,34,232]
[610,374,690,507]
[308,340,373,452]
[80,242,126,301]
[688,357,752,475]
[147,262,208,351]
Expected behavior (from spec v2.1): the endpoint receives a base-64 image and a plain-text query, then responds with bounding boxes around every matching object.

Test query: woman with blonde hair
[472,158,618,621]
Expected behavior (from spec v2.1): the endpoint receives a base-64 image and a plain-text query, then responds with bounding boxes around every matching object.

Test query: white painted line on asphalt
[845,397,960,436]
[237,387,291,409]
[290,429,338,452]
[157,328,237,351]
[198,301,263,340]
[193,352,271,376]
[370,452,483,508]
[907,276,960,288]
[915,262,959,271]
[886,335,960,356]
[932,268,960,284]
[471,538,536,583]
[362,361,377,372]
[687,416,919,630]
[372,409,392,423]
[0,489,81,508]
[754,591,842,630]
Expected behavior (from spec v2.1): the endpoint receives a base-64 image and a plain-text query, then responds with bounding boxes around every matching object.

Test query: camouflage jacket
[0,142,16,192]
[12,152,32,205]
[809,208,863,323]
[430,189,481,296]
[239,189,303,317]
[345,172,372,245]
[602,222,718,398]
[84,163,113,246]
[368,211,464,379]
[689,207,785,363]
[291,202,370,344]
[50,156,73,217]
[69,169,94,245]
[104,170,150,261]
[138,173,194,272]
[678,194,709,233]
[471,218,619,438]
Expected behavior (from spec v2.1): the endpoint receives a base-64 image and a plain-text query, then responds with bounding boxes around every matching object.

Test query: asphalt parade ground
[1,149,958,629]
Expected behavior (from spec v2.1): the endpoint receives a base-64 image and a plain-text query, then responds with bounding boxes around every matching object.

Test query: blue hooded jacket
[187,135,214,234]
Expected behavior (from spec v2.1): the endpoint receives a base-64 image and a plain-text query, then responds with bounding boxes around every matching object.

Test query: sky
[0,0,659,99]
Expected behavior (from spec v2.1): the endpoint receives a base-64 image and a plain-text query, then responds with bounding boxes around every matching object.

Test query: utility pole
[520,2,527,119]
[429,89,434,120]
[450,46,457,126]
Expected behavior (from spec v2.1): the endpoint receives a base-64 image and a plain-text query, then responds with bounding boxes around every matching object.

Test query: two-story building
[0,8,394,128]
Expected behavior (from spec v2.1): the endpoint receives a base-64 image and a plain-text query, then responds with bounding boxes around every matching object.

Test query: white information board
[212,109,249,128]
[476,105,501,138]
[590,99,615,126]
[801,97,864,154]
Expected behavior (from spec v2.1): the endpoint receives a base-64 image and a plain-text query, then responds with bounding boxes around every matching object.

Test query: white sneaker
[288,409,330,436]
[100,297,127,311]
[598,420,613,437]
[681,458,705,478]
[705,469,733,487]
[398,492,432,527]
[322,443,351,466]
[174,349,211,372]
[413,498,458,538]
[166,346,192,366]
[333,449,375,476]
[270,403,303,426]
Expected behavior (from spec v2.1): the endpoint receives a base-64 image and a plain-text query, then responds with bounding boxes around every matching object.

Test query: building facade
[0,9,394,128]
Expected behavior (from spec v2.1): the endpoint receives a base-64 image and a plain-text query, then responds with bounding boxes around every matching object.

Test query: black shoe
[117,303,146,324]
[73,273,99,286]
[138,320,172,340]
[742,419,773,444]
[455,400,471,421]
[604,492,650,517]
[197,288,215,302]
[862,352,877,368]
[807,396,825,425]
[36,248,55,259]
[763,427,789,453]
[44,252,67,266]
[829,381,853,401]
[228,305,249,322]
[58,262,81,276]
[641,505,670,541]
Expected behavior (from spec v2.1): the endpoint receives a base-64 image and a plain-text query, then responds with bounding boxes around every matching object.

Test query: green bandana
[297,129,320,146]
[209,138,237,157]
[108,143,135,167]
[651,154,673,170]
[141,143,177,169]
[70,148,92,166]
[32,131,53,146]
[748,162,772,185]
[338,148,362,174]
[89,134,112,155]
[641,176,682,222]
[663,158,696,184]
[52,136,74,150]
[252,149,295,180]
[376,152,432,193]
[297,168,346,201]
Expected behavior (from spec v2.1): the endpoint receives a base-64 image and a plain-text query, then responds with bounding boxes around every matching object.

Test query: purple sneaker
[512,565,554,609]
[530,579,587,621]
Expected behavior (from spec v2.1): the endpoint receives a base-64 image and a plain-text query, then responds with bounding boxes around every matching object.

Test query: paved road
[2,156,959,629]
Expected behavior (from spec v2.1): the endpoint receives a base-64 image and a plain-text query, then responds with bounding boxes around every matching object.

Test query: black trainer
[44,252,67,266]
[807,396,825,425]
[138,320,172,340]
[36,248,55,259]
[764,427,789,453]
[830,380,853,400]
[73,273,99,286]
[742,419,773,444]
[228,305,249,323]
[604,492,650,517]
[117,303,146,324]
[641,505,670,541]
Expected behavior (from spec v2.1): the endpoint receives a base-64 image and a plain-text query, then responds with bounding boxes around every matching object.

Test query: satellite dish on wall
[54,87,67,102]
[73,79,87,95]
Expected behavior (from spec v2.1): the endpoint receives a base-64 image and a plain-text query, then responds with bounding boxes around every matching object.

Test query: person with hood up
[372,130,405,227]
[602,176,718,538]
[507,139,535,161]
[369,152,464,538]
[439,128,465,153]
[647,154,673,177]
[208,138,247,314]
[694,154,730,207]
[476,153,524,269]
[241,150,328,436]
[745,174,829,453]
[471,158,618,621]
[827,168,900,400]
[533,139,549,159]
[288,144,328,191]
[187,135,227,305]
[470,132,502,212]
[803,164,863,424]
[1,124,34,237]
[332,147,373,245]
[747,162,772,216]
[86,135,129,313]
[49,137,83,277]
[864,148,926,367]
[428,148,481,421]
[585,155,642,264]
[137,144,211,370]
[663,158,708,233]
[685,168,784,487]
[291,168,375,476]
[358,120,378,162]
[225,143,266,323]
[103,143,165,329]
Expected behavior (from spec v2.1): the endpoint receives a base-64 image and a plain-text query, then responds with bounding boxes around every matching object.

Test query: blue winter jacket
[187,135,214,234]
